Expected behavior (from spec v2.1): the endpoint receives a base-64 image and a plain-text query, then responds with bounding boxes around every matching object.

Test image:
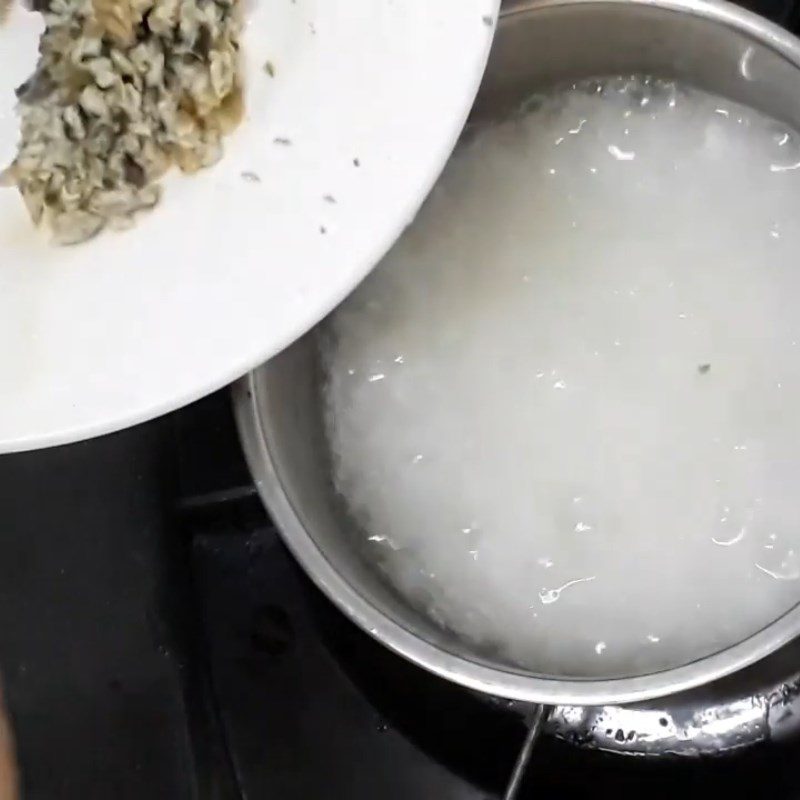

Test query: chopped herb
[698,363,711,374]
[264,60,275,77]
[123,155,146,188]
[195,25,212,58]
[320,225,327,234]
[482,14,493,26]
[274,136,292,145]
[6,0,242,243]
[353,157,361,167]
[323,194,336,204]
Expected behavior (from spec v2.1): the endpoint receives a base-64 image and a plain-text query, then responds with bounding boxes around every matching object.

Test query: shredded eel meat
[1,0,243,244]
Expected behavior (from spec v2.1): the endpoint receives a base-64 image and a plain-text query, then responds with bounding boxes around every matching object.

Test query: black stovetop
[2,389,800,799]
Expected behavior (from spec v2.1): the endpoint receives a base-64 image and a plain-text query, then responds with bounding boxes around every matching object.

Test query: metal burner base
[499,641,800,759]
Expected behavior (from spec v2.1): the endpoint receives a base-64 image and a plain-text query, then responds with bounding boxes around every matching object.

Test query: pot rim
[234,0,800,705]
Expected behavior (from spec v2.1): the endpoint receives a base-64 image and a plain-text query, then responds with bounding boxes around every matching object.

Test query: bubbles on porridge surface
[322,76,800,677]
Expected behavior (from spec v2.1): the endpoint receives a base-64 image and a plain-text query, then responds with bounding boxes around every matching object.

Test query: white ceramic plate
[0,0,497,452]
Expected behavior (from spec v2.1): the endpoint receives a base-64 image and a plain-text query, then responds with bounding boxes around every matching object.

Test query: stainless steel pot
[234,0,800,706]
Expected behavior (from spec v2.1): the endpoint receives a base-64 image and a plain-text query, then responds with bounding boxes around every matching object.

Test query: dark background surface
[0,417,191,799]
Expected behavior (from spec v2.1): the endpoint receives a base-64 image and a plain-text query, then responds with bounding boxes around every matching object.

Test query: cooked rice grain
[1,0,243,244]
